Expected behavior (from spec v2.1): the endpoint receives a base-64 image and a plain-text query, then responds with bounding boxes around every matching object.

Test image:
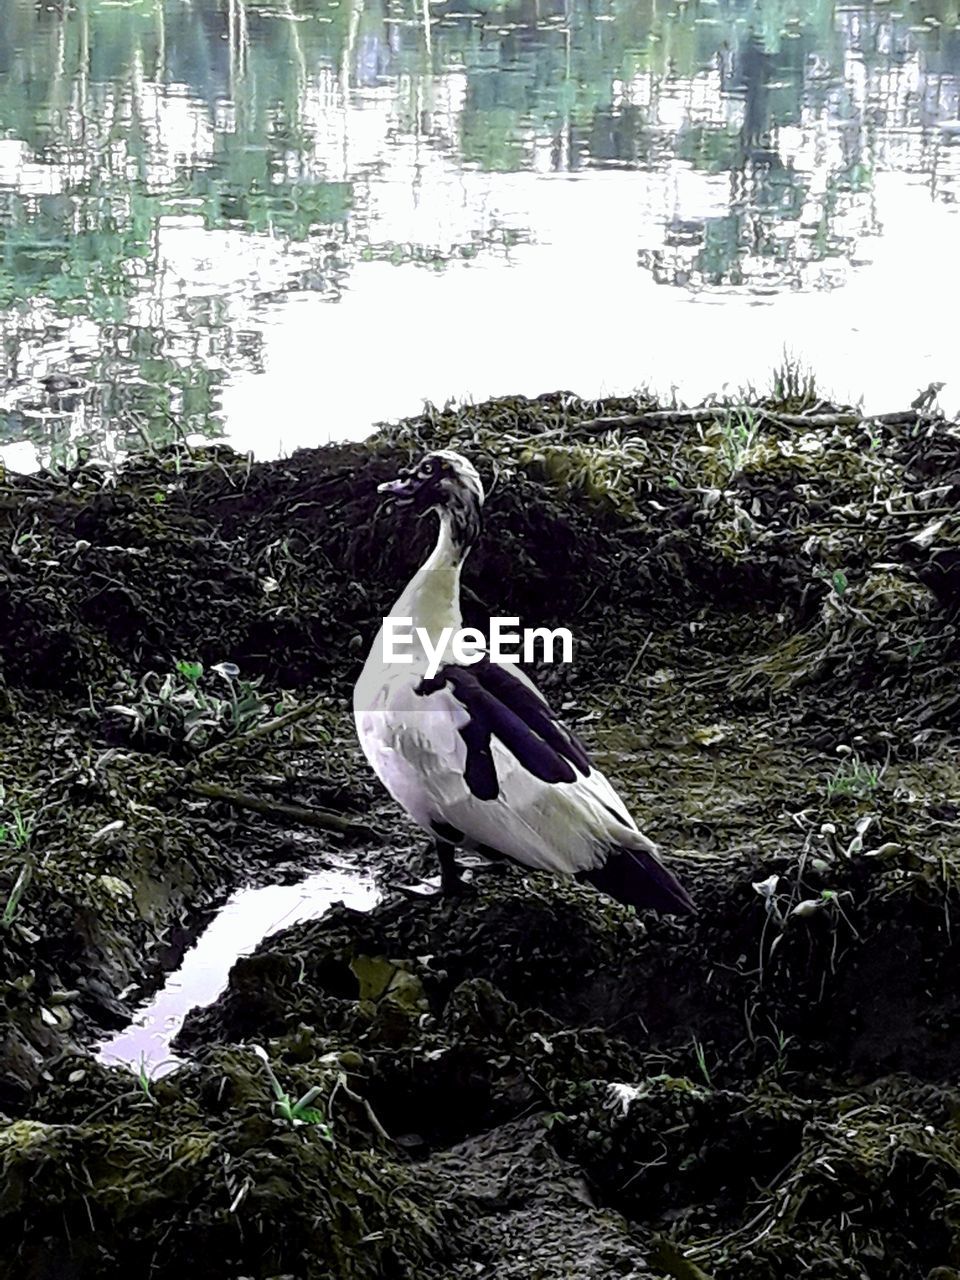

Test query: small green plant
[825,750,884,800]
[1,808,35,929]
[771,353,817,407]
[719,407,760,477]
[275,1087,329,1128]
[814,565,851,602]
[1,861,33,928]
[691,1037,712,1087]
[175,659,204,686]
[136,1056,157,1103]
[0,808,33,850]
[105,661,274,755]
[252,1045,334,1136]
[753,1020,795,1075]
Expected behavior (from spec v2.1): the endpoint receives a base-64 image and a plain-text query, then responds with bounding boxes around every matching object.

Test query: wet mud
[2,389,960,1278]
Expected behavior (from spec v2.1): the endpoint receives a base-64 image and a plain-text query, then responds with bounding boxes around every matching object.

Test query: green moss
[0,1051,460,1278]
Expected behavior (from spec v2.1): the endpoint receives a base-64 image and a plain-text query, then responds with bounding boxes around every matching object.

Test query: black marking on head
[389,457,444,506]
[384,452,483,550]
[416,658,591,801]
[431,819,464,844]
[446,486,482,551]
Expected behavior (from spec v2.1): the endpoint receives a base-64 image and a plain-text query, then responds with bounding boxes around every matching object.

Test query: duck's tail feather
[583,841,695,916]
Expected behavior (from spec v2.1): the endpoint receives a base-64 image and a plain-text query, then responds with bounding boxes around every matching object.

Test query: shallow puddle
[97,865,380,1078]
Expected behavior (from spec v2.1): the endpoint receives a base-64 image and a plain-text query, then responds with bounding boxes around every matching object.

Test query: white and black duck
[353,449,694,915]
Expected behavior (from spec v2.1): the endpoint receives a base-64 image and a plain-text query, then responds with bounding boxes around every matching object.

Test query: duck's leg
[437,839,467,895]
[392,839,470,901]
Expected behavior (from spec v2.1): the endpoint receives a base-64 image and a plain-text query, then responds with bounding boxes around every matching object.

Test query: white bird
[353,449,694,915]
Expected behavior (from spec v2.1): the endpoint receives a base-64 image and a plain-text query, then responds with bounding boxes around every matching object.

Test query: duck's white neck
[391,509,470,640]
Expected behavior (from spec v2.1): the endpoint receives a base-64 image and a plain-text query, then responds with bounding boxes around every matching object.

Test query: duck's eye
[422,460,436,476]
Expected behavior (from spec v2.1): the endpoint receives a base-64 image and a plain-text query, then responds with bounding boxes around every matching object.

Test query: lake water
[1,0,958,471]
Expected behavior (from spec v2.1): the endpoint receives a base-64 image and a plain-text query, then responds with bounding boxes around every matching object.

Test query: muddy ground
[1,389,960,1279]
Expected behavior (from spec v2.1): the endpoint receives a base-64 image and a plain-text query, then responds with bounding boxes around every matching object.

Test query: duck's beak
[377,473,418,502]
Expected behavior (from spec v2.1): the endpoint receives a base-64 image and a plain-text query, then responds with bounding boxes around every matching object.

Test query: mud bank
[2,389,960,1277]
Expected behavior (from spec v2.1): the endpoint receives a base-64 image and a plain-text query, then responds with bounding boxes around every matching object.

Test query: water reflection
[97,864,379,1077]
[0,0,959,468]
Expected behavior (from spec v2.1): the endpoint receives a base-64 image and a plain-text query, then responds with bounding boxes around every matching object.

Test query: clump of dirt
[2,389,960,1278]
[167,854,960,1277]
[0,1046,463,1280]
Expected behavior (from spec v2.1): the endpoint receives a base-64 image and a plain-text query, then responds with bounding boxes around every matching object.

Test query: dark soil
[2,390,960,1279]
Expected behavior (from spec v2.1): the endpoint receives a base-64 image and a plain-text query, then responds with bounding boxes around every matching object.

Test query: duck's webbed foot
[392,840,473,901]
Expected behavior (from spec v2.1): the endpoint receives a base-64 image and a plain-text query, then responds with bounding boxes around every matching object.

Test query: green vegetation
[174,660,204,687]
[0,803,35,930]
[0,806,32,852]
[253,1044,335,1132]
[104,661,279,754]
[0,857,32,929]
[691,1036,713,1087]
[135,1056,157,1104]
[717,406,761,478]
[825,749,885,800]
[771,354,819,410]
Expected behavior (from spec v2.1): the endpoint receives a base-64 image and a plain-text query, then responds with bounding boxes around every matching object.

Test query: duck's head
[378,450,484,513]
[378,449,484,550]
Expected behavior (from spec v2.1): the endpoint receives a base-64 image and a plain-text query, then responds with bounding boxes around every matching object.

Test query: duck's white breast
[354,655,470,833]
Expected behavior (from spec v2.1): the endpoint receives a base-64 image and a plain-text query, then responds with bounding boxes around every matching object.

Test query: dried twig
[328,1074,394,1144]
[187,781,376,841]
[197,696,324,760]
[648,1236,716,1280]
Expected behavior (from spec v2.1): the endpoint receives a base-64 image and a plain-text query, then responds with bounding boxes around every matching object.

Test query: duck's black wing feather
[581,846,695,916]
[413,658,695,915]
[416,658,590,801]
